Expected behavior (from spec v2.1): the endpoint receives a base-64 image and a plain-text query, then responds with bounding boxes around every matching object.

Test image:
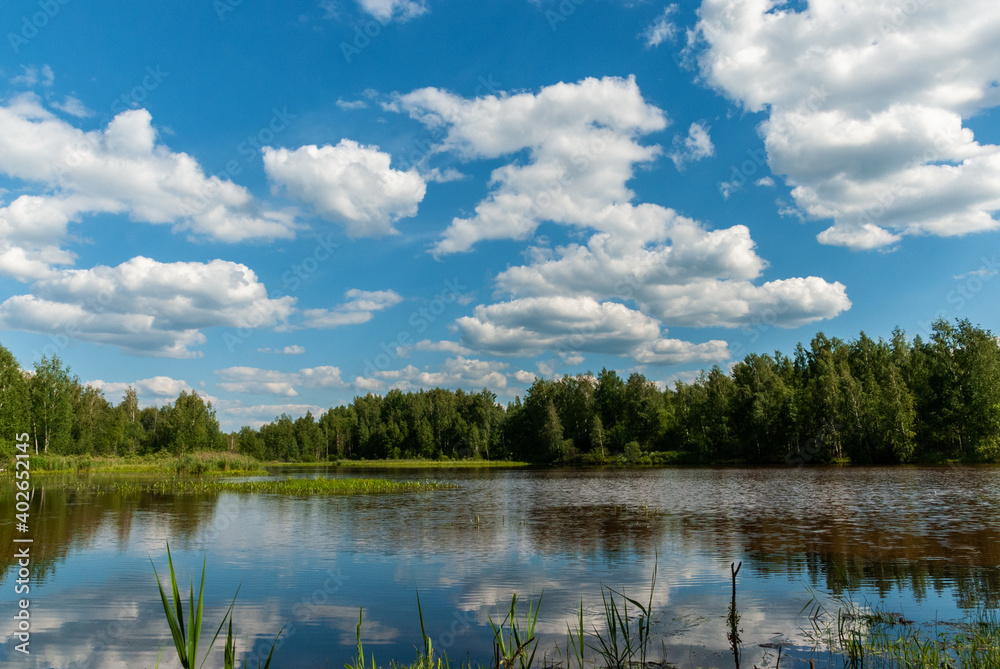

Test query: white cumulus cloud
[693,0,1000,250]
[393,75,669,254]
[263,139,426,237]
[455,296,732,366]
[643,4,680,48]
[89,376,194,404]
[355,356,509,393]
[513,370,537,384]
[356,0,428,22]
[215,366,347,397]
[0,95,296,281]
[669,121,715,170]
[391,75,851,363]
[294,288,403,329]
[0,256,295,358]
[259,345,307,355]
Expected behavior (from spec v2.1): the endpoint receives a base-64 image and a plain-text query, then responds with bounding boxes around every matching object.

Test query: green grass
[802,592,1000,668]
[490,592,541,669]
[88,475,456,496]
[8,452,268,476]
[152,543,279,669]
[328,458,530,468]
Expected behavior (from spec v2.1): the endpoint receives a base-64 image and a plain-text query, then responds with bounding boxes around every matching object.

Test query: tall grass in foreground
[151,543,280,669]
[802,592,1000,668]
[152,552,1000,669]
[337,589,1000,669]
[350,575,658,669]
[348,594,450,669]
[569,565,655,669]
[490,592,541,669]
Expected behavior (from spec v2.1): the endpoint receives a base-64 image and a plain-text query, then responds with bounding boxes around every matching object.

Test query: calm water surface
[1,466,999,668]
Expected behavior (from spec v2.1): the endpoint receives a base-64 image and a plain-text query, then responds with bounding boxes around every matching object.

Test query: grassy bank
[7,451,993,481]
[2,453,529,476]
[6,452,268,476]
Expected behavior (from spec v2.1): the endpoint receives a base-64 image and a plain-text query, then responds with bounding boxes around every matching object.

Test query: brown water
[1,465,998,668]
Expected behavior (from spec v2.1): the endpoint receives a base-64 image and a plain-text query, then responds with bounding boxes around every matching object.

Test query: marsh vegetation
[151,548,1000,669]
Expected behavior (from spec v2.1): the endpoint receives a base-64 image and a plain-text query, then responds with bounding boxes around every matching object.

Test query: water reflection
[0,478,225,584]
[525,504,669,557]
[0,466,998,668]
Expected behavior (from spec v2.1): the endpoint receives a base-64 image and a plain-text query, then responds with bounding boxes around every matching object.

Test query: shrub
[624,441,642,463]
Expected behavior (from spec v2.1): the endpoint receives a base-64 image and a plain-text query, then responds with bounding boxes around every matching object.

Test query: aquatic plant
[347,595,449,669]
[83,475,455,496]
[801,592,1000,668]
[490,593,541,669]
[584,562,656,669]
[151,543,280,669]
[146,551,1000,669]
[727,561,742,668]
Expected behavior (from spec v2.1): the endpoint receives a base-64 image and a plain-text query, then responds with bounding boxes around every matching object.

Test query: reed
[489,593,541,669]
[346,595,450,669]
[801,592,1000,668]
[583,563,656,669]
[564,598,586,669]
[346,608,379,669]
[148,553,1000,669]
[337,570,1000,669]
[151,542,281,669]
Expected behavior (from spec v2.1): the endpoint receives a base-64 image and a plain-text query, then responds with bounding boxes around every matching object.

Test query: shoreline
[5,451,996,478]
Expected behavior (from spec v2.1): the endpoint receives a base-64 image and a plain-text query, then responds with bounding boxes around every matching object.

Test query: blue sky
[1,0,998,430]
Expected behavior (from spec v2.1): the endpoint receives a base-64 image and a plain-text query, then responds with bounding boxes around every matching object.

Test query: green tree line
[499,318,999,465]
[233,386,506,462]
[0,347,227,458]
[2,318,998,464]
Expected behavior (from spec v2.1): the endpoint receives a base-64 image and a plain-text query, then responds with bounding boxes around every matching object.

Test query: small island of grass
[90,475,455,496]
[289,458,529,468]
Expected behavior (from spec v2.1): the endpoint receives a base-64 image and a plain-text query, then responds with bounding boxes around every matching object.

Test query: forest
[1,318,998,466]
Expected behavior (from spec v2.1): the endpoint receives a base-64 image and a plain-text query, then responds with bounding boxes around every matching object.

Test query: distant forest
[2,318,998,465]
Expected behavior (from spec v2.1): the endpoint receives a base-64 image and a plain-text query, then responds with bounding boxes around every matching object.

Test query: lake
[2,465,999,668]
